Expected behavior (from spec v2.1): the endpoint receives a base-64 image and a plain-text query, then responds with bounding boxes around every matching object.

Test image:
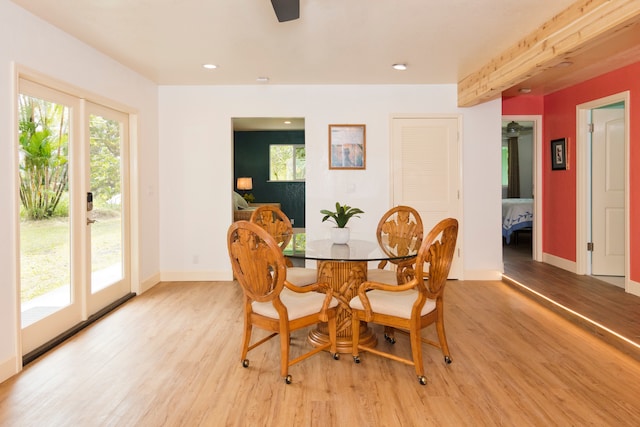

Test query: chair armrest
[285,280,334,322]
[354,279,418,321]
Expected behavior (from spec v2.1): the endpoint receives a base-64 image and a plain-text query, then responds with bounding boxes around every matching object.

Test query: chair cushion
[252,288,338,320]
[287,267,318,286]
[349,289,436,319]
[366,268,398,285]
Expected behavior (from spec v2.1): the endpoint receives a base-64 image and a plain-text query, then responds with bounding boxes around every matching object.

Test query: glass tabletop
[283,232,416,262]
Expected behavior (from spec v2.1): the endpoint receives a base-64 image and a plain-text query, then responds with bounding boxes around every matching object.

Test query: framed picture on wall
[329,124,366,170]
[551,138,568,170]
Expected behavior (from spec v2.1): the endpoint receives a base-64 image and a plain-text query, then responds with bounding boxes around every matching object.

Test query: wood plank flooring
[502,235,640,360]
[1,274,640,426]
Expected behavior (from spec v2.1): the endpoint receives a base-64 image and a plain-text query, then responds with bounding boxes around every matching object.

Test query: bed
[502,198,533,244]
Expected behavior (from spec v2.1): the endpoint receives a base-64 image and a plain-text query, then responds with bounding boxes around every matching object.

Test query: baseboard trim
[628,278,640,297]
[139,272,161,293]
[541,253,577,273]
[0,356,19,384]
[462,269,502,281]
[160,271,233,282]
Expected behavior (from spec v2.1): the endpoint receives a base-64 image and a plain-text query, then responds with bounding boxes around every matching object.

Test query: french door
[18,79,130,356]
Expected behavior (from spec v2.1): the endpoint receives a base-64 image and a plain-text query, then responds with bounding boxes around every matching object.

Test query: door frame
[576,91,630,288]
[502,115,543,262]
[13,65,141,366]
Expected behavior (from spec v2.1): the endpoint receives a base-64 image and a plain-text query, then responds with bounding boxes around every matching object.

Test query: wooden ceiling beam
[458,0,640,107]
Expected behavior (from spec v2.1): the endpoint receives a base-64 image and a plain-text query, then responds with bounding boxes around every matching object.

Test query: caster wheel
[242,359,249,368]
[444,356,452,364]
[285,375,292,384]
[384,334,396,344]
[333,353,340,360]
[418,376,427,385]
[353,356,361,364]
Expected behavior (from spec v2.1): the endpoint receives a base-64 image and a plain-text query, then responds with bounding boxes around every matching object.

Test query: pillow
[233,191,249,210]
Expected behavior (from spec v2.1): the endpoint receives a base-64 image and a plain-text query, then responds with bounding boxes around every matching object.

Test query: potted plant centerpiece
[321,202,364,244]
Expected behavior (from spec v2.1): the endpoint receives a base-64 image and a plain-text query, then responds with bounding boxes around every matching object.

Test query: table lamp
[237,177,255,203]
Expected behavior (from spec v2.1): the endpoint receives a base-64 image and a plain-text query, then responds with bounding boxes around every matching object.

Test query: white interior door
[591,107,625,276]
[391,116,461,278]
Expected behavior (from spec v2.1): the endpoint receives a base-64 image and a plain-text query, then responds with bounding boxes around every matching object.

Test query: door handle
[87,218,97,225]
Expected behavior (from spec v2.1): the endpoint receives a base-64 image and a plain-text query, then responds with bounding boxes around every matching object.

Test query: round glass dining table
[283,233,417,353]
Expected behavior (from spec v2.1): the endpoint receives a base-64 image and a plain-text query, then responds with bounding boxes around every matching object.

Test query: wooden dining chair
[227,221,339,384]
[368,206,424,343]
[369,205,423,284]
[250,205,317,286]
[350,218,458,385]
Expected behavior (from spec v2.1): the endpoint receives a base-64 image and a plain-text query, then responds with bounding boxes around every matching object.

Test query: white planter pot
[330,227,350,244]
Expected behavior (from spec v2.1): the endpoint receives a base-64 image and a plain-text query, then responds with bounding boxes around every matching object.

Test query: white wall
[159,85,503,281]
[0,0,160,381]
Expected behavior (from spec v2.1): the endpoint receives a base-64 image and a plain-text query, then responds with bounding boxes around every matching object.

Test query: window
[501,145,509,186]
[270,144,305,181]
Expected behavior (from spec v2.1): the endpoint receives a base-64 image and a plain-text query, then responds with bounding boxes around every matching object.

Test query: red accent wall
[502,95,544,115]
[502,62,640,282]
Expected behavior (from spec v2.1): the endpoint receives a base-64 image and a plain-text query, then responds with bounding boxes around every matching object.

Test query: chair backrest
[249,205,293,252]
[413,218,458,299]
[376,206,423,266]
[227,221,287,303]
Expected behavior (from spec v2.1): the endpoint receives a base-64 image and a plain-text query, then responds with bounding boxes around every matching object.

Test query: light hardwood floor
[1,278,640,426]
[503,232,640,361]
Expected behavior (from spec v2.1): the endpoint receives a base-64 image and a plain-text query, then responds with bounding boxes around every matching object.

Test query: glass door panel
[19,93,72,327]
[89,113,123,293]
[85,102,130,314]
[18,79,83,355]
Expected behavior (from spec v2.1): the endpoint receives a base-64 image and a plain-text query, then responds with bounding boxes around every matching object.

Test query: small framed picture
[329,124,366,170]
[551,138,568,170]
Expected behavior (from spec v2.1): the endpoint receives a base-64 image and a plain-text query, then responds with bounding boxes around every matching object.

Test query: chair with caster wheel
[350,218,458,385]
[227,221,339,384]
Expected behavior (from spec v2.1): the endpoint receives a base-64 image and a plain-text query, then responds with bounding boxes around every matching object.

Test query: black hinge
[587,242,594,251]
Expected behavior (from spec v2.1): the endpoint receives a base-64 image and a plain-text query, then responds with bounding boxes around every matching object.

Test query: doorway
[18,78,132,358]
[577,93,628,289]
[232,117,306,227]
[501,116,542,262]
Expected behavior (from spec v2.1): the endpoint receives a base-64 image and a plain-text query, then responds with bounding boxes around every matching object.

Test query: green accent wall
[234,130,306,227]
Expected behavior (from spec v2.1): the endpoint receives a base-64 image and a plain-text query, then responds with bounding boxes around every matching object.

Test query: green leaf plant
[320,202,364,228]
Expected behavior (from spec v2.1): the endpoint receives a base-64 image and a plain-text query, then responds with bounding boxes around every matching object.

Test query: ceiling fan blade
[271,0,299,22]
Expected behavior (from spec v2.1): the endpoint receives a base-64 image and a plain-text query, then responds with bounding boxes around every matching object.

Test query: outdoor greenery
[18,95,69,220]
[20,215,121,301]
[90,114,121,204]
[270,144,305,181]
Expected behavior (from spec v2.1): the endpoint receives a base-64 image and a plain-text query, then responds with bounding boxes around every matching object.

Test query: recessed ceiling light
[284,120,291,125]
[392,63,407,71]
[202,63,217,70]
[519,88,532,94]
[256,77,270,83]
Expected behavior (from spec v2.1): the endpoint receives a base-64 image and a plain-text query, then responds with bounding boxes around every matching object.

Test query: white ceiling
[10,0,578,86]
